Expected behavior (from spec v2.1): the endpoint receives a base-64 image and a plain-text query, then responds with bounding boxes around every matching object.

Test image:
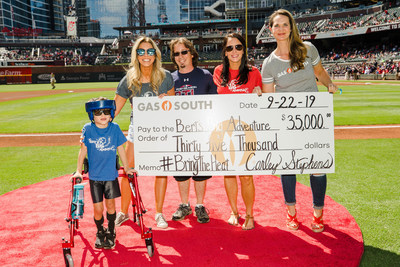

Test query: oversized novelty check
[132,92,335,176]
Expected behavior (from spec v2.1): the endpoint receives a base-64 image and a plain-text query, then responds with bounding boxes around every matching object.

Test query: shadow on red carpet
[0,175,363,266]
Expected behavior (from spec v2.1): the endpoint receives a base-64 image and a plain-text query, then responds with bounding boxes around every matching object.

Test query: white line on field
[334,125,400,129]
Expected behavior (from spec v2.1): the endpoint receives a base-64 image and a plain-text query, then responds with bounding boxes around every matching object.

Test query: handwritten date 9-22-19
[265,95,316,109]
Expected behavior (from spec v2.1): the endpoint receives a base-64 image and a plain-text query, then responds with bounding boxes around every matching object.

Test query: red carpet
[0,175,363,266]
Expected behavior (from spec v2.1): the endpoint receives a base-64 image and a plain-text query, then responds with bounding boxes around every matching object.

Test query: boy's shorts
[90,178,121,204]
[173,176,211,182]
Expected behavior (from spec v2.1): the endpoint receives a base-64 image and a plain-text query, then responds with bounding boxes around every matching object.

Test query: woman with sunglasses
[113,36,175,229]
[213,33,262,230]
[261,9,339,233]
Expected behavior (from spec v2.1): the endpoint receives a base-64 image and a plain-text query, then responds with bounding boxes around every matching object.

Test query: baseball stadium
[0,0,399,266]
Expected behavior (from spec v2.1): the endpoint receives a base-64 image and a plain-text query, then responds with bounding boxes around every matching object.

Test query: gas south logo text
[137,100,212,111]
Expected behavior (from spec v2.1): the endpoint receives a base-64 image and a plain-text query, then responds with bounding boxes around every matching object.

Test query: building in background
[0,0,65,40]
[87,19,100,38]
[65,0,225,38]
[82,0,127,38]
[158,0,168,23]
[180,0,224,21]
[146,0,180,25]
[75,0,89,37]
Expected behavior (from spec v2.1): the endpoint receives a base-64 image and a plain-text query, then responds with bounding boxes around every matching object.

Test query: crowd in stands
[315,7,400,33]
[1,2,399,79]
[1,47,98,65]
[247,42,400,79]
[292,5,340,18]
[162,28,243,39]
[320,43,400,78]
[321,43,400,63]
[326,60,399,79]
[2,41,399,78]
[162,29,200,38]
[259,5,400,38]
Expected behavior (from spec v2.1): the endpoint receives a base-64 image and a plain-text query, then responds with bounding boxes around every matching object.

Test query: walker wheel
[63,249,74,267]
[65,253,74,267]
[145,238,154,257]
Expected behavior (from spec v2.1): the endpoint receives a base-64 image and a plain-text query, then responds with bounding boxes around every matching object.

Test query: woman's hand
[328,83,339,94]
[253,86,262,96]
[159,87,175,98]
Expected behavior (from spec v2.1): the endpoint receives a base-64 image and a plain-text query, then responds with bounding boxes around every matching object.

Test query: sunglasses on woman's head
[136,48,156,56]
[93,109,111,116]
[226,44,244,52]
[173,50,189,57]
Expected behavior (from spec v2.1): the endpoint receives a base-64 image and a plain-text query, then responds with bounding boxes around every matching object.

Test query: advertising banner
[32,72,125,83]
[0,67,32,83]
[66,16,77,37]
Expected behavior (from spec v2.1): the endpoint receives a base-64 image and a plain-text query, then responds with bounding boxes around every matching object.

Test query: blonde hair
[269,9,307,72]
[126,36,165,95]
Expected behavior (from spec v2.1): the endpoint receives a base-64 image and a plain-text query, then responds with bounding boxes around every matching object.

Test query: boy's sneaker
[115,212,129,227]
[103,228,116,249]
[195,205,210,224]
[172,204,192,221]
[94,227,106,249]
[155,213,168,228]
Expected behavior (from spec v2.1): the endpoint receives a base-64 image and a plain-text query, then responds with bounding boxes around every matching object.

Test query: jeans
[281,174,327,209]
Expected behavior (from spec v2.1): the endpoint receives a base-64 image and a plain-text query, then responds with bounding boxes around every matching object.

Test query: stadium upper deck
[256,4,400,43]
[1,2,399,78]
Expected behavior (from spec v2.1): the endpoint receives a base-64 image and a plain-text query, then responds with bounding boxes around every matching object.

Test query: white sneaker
[115,212,129,227]
[155,213,168,228]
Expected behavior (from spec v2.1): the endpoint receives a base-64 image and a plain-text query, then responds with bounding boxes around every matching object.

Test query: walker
[118,168,154,257]
[61,173,87,267]
[62,164,154,266]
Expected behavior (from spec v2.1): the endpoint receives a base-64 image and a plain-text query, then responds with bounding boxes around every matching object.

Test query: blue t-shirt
[82,122,127,181]
[172,67,217,95]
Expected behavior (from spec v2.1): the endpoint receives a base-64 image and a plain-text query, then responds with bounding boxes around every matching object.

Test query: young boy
[72,97,135,249]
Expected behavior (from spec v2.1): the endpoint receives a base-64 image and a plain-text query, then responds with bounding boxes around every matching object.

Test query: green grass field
[0,80,399,266]
[0,82,119,92]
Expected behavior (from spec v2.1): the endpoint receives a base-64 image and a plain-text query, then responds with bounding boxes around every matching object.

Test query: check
[132,92,335,176]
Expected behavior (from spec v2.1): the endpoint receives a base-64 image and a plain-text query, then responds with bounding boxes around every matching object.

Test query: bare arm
[167,87,175,96]
[117,143,136,176]
[114,94,128,117]
[73,143,87,178]
[262,83,275,93]
[159,87,175,98]
[313,62,338,93]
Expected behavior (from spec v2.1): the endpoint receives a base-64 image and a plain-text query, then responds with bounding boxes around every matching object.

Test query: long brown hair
[269,9,307,72]
[220,33,251,86]
[169,37,199,69]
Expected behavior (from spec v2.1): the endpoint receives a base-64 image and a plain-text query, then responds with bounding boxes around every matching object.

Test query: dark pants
[281,174,327,209]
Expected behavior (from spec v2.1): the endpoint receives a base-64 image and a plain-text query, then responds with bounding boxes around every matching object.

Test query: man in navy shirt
[169,37,217,223]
